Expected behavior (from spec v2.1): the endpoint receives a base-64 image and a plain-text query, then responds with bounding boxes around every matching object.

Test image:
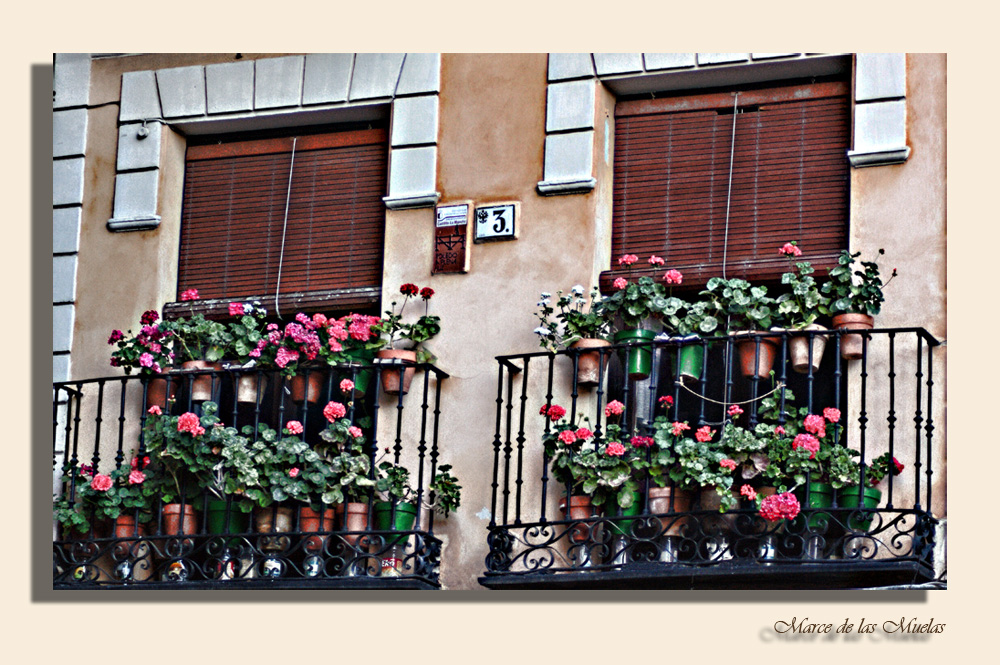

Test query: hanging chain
[678,380,785,407]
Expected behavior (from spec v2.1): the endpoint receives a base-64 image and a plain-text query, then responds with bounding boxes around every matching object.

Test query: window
[168,126,388,318]
[604,80,850,289]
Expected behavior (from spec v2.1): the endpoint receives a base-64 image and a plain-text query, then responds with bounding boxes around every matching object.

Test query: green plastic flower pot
[839,485,882,532]
[678,344,705,383]
[793,482,835,531]
[373,501,418,547]
[605,490,644,537]
[206,499,250,547]
[615,329,657,380]
[342,349,375,397]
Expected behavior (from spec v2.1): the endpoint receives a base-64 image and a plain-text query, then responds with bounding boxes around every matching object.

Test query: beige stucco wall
[63,53,947,589]
[848,53,946,520]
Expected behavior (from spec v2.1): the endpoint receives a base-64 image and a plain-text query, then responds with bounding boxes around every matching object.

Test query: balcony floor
[478,559,936,590]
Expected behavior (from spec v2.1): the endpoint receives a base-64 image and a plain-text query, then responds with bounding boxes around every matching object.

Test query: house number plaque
[434,202,472,274]
[474,202,518,243]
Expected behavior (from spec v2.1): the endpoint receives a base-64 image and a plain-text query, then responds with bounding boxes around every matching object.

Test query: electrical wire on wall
[274,137,298,320]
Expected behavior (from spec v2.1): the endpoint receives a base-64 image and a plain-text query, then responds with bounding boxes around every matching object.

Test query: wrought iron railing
[52,360,448,590]
[480,328,943,589]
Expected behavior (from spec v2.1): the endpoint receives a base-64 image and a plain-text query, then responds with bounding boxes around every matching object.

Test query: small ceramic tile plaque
[433,202,472,273]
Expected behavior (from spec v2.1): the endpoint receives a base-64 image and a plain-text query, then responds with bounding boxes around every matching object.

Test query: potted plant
[774,242,831,373]
[143,402,222,539]
[160,290,232,401]
[701,277,778,378]
[324,431,376,548]
[673,298,720,384]
[650,418,736,512]
[372,284,440,395]
[542,403,647,543]
[108,308,176,408]
[53,463,101,556]
[271,313,328,402]
[819,248,897,360]
[224,300,275,403]
[87,455,157,551]
[840,452,904,531]
[317,313,383,398]
[534,285,612,387]
[599,254,675,380]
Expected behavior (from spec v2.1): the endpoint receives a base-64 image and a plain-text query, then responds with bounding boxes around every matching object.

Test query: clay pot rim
[569,338,612,349]
[831,312,875,328]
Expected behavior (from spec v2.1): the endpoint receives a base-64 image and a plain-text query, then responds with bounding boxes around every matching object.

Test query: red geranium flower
[400,283,419,297]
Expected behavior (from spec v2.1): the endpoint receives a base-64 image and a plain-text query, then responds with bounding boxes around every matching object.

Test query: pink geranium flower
[648,255,665,266]
[775,425,786,436]
[177,412,204,436]
[147,405,162,416]
[695,426,714,443]
[823,407,841,423]
[139,353,154,368]
[659,395,674,408]
[546,404,566,421]
[348,426,363,439]
[803,414,826,438]
[613,277,628,290]
[557,430,577,445]
[618,254,639,267]
[604,400,624,417]
[740,484,757,501]
[228,302,244,316]
[275,347,299,368]
[778,242,802,257]
[759,492,801,521]
[340,379,355,394]
[180,288,200,301]
[575,428,593,440]
[323,401,347,422]
[630,435,654,448]
[128,470,146,485]
[727,404,743,417]
[671,422,691,437]
[108,329,124,344]
[90,474,113,492]
[720,458,737,471]
[285,420,304,435]
[289,468,300,478]
[663,269,683,285]
[605,441,626,457]
[793,433,821,458]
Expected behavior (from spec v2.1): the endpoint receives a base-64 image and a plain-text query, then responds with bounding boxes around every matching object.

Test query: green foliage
[533,286,610,352]
[429,464,462,518]
[226,301,277,367]
[161,313,232,363]
[819,249,896,316]
[143,403,222,503]
[701,277,776,332]
[599,275,668,331]
[375,458,463,518]
[649,417,735,510]
[776,260,829,330]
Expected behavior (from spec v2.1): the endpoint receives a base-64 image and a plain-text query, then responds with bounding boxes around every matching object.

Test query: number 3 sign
[474,203,518,243]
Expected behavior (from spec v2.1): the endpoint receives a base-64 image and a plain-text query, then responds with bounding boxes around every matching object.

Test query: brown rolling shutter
[602,81,850,291]
[170,128,387,318]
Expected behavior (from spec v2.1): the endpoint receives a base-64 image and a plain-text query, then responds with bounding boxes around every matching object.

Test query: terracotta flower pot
[789,324,828,374]
[234,372,268,403]
[290,369,326,403]
[113,514,147,549]
[144,372,177,411]
[647,486,693,536]
[568,339,611,388]
[832,313,874,360]
[161,503,198,549]
[300,506,336,553]
[341,502,370,547]
[253,506,293,551]
[376,349,417,396]
[558,495,598,543]
[732,333,779,379]
[181,360,222,401]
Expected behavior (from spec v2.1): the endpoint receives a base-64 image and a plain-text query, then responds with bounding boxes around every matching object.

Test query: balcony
[52,361,449,590]
[479,328,944,590]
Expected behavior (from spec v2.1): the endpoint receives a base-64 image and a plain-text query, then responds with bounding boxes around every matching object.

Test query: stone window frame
[108,53,443,233]
[538,52,910,196]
